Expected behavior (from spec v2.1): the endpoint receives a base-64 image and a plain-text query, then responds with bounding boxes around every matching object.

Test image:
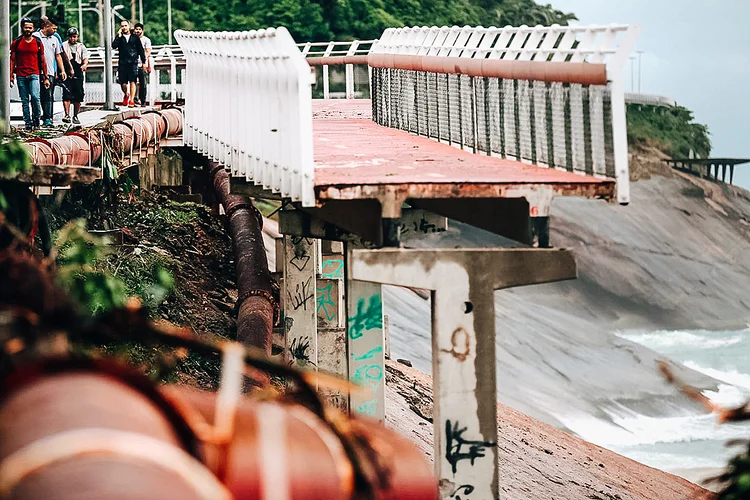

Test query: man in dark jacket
[111,20,145,107]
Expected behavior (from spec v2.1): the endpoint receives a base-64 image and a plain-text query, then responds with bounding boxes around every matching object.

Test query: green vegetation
[627,105,712,159]
[55,218,174,315]
[34,0,576,46]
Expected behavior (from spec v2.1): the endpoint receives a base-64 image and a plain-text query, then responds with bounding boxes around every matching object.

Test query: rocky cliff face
[387,145,750,431]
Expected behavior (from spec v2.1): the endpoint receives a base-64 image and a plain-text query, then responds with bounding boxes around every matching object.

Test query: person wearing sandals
[62,27,89,124]
[111,20,145,107]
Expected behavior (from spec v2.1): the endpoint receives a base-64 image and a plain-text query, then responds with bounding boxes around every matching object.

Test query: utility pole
[167,0,172,44]
[103,0,114,109]
[637,50,644,93]
[1,0,10,134]
[629,56,635,92]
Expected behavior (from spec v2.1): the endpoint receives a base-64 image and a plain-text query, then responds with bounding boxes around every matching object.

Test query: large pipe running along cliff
[21,108,184,167]
[209,162,277,359]
[0,359,438,499]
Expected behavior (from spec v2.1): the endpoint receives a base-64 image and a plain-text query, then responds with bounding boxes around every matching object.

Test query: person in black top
[111,20,145,107]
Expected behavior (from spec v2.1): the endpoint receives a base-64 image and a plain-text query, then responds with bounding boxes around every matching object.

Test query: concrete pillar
[349,248,576,499]
[729,164,735,185]
[346,245,386,422]
[283,236,319,379]
[317,240,348,412]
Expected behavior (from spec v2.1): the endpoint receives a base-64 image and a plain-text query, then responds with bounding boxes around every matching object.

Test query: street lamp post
[167,0,171,44]
[1,0,10,133]
[103,0,114,109]
[629,56,635,92]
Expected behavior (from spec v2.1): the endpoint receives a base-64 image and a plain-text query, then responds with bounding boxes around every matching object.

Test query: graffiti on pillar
[440,327,471,362]
[449,485,475,499]
[316,283,336,322]
[351,363,383,392]
[288,277,314,311]
[356,399,378,416]
[445,419,497,474]
[348,295,383,340]
[321,258,344,279]
[353,345,382,361]
[289,336,314,365]
[400,214,447,235]
[289,237,314,271]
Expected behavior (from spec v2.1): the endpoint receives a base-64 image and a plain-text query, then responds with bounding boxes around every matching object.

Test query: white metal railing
[175,28,315,207]
[301,40,375,98]
[369,24,640,204]
[36,39,666,114]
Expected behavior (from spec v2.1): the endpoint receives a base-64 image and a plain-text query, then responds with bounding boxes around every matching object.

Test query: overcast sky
[550,0,750,190]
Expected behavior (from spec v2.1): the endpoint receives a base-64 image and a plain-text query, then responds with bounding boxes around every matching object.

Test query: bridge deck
[311,100,615,207]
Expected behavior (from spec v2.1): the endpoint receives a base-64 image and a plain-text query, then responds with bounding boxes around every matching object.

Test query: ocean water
[559,328,750,482]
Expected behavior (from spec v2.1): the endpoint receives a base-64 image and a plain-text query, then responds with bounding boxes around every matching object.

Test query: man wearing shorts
[62,27,89,124]
[111,20,145,107]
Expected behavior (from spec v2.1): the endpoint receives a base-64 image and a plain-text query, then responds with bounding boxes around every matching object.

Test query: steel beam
[348,247,576,499]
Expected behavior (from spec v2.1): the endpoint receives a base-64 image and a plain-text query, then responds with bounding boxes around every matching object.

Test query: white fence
[175,28,315,207]
[369,24,640,204]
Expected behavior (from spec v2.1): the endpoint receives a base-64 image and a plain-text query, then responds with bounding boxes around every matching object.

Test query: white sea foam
[558,328,750,475]
[555,406,749,449]
[683,361,750,392]
[618,329,746,349]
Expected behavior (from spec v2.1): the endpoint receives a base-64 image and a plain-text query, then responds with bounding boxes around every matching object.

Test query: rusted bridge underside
[232,100,614,247]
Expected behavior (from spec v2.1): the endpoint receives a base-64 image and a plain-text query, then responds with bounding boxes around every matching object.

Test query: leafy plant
[54,219,174,315]
[0,140,32,211]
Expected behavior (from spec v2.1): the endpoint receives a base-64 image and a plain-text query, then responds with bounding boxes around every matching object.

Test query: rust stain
[441,327,471,362]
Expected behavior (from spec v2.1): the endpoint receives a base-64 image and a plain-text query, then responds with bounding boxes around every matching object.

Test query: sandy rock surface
[385,360,715,500]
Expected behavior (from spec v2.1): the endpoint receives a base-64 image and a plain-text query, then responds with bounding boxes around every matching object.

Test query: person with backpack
[61,27,89,124]
[9,17,48,130]
[33,17,67,127]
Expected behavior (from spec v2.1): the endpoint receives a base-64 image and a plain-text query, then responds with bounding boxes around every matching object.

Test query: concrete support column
[317,241,348,412]
[349,247,576,499]
[283,236,319,379]
[346,249,386,421]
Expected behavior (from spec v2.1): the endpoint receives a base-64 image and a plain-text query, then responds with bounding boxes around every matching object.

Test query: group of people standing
[9,17,152,130]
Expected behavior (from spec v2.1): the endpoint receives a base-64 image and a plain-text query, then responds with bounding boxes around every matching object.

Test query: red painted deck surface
[311,100,614,200]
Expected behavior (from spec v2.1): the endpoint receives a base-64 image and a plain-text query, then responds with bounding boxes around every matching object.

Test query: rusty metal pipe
[161,108,184,137]
[0,366,207,500]
[161,385,438,499]
[22,108,184,167]
[367,53,609,85]
[22,139,58,166]
[209,163,275,357]
[307,55,369,66]
[0,359,437,499]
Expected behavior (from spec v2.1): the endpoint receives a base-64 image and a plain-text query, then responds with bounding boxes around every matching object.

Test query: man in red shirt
[9,18,49,130]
